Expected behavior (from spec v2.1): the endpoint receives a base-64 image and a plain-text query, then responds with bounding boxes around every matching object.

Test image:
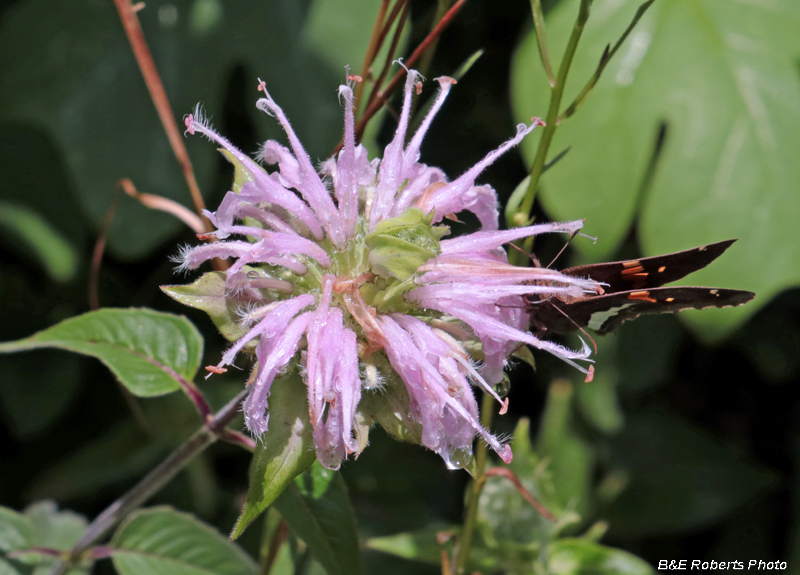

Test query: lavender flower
[175,69,601,470]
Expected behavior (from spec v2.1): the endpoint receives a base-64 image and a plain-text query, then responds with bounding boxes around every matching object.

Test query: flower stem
[518,0,592,222]
[113,0,211,232]
[50,388,250,575]
[355,0,391,111]
[453,391,495,574]
[331,0,467,154]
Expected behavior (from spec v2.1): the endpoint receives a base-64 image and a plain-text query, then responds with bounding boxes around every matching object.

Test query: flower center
[290,208,448,354]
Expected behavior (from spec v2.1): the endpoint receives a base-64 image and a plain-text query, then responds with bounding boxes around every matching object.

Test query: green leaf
[0,202,78,283]
[602,411,776,537]
[1,502,90,575]
[0,352,82,440]
[111,507,257,575]
[575,337,624,435]
[0,126,88,274]
[232,372,316,539]
[545,538,655,575]
[366,524,502,573]
[615,315,683,395]
[0,507,34,575]
[304,0,409,86]
[24,502,87,551]
[366,208,445,281]
[162,271,252,344]
[536,381,594,516]
[366,524,457,566]
[274,462,362,575]
[479,419,563,548]
[0,308,202,397]
[0,0,342,259]
[512,0,800,339]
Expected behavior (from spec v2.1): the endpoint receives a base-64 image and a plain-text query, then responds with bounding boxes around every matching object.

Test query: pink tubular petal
[217,294,315,369]
[256,93,346,248]
[335,85,360,237]
[390,167,447,217]
[393,314,507,412]
[334,327,361,454]
[416,255,601,292]
[261,141,302,188]
[243,312,311,435]
[402,77,455,174]
[380,315,511,465]
[177,241,256,271]
[235,204,299,236]
[416,120,544,223]
[408,282,586,304]
[186,111,323,239]
[370,70,421,228]
[305,276,362,469]
[204,226,330,267]
[440,220,585,255]
[421,298,593,373]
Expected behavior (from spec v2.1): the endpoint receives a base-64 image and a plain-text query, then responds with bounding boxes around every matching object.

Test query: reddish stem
[113,0,211,232]
[364,0,411,115]
[355,0,390,109]
[331,0,468,155]
[483,467,557,522]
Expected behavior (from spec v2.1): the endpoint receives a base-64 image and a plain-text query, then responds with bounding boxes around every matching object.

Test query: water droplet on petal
[494,374,511,398]
[444,446,473,470]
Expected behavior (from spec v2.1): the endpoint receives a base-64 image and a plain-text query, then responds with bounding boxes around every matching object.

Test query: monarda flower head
[170,69,602,471]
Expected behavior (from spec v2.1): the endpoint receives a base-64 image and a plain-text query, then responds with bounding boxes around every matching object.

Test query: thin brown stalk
[355,0,391,110]
[364,0,412,114]
[355,0,467,141]
[483,467,557,522]
[261,519,289,575]
[113,0,211,232]
[331,0,468,155]
[89,186,122,311]
[119,178,205,234]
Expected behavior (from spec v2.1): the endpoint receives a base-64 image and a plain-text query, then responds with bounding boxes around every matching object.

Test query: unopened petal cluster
[176,69,601,470]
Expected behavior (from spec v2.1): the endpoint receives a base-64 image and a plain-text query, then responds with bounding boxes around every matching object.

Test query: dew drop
[494,374,511,399]
[444,446,473,470]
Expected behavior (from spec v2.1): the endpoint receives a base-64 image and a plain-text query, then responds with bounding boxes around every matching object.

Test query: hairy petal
[256,91,346,248]
[243,312,311,435]
[380,315,512,465]
[370,70,420,228]
[186,109,323,239]
[416,120,544,223]
[440,220,585,255]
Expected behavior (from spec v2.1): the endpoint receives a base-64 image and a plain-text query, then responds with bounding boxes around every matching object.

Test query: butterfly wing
[531,286,755,335]
[561,239,737,293]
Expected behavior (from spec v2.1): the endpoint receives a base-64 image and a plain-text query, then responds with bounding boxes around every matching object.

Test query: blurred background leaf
[111,506,257,575]
[0,0,798,573]
[512,0,800,340]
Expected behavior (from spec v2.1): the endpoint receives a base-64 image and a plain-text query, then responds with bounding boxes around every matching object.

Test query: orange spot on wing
[621,265,645,275]
[622,260,641,269]
[665,297,675,302]
[658,266,666,273]
[628,291,657,303]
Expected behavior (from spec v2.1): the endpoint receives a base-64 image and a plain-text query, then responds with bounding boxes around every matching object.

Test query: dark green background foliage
[0,0,798,573]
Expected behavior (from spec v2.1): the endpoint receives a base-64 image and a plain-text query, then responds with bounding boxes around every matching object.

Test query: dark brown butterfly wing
[560,239,737,293]
[527,239,755,335]
[532,287,755,335]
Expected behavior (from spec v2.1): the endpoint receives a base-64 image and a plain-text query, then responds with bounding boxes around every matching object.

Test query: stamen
[452,354,509,414]
[341,288,385,356]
